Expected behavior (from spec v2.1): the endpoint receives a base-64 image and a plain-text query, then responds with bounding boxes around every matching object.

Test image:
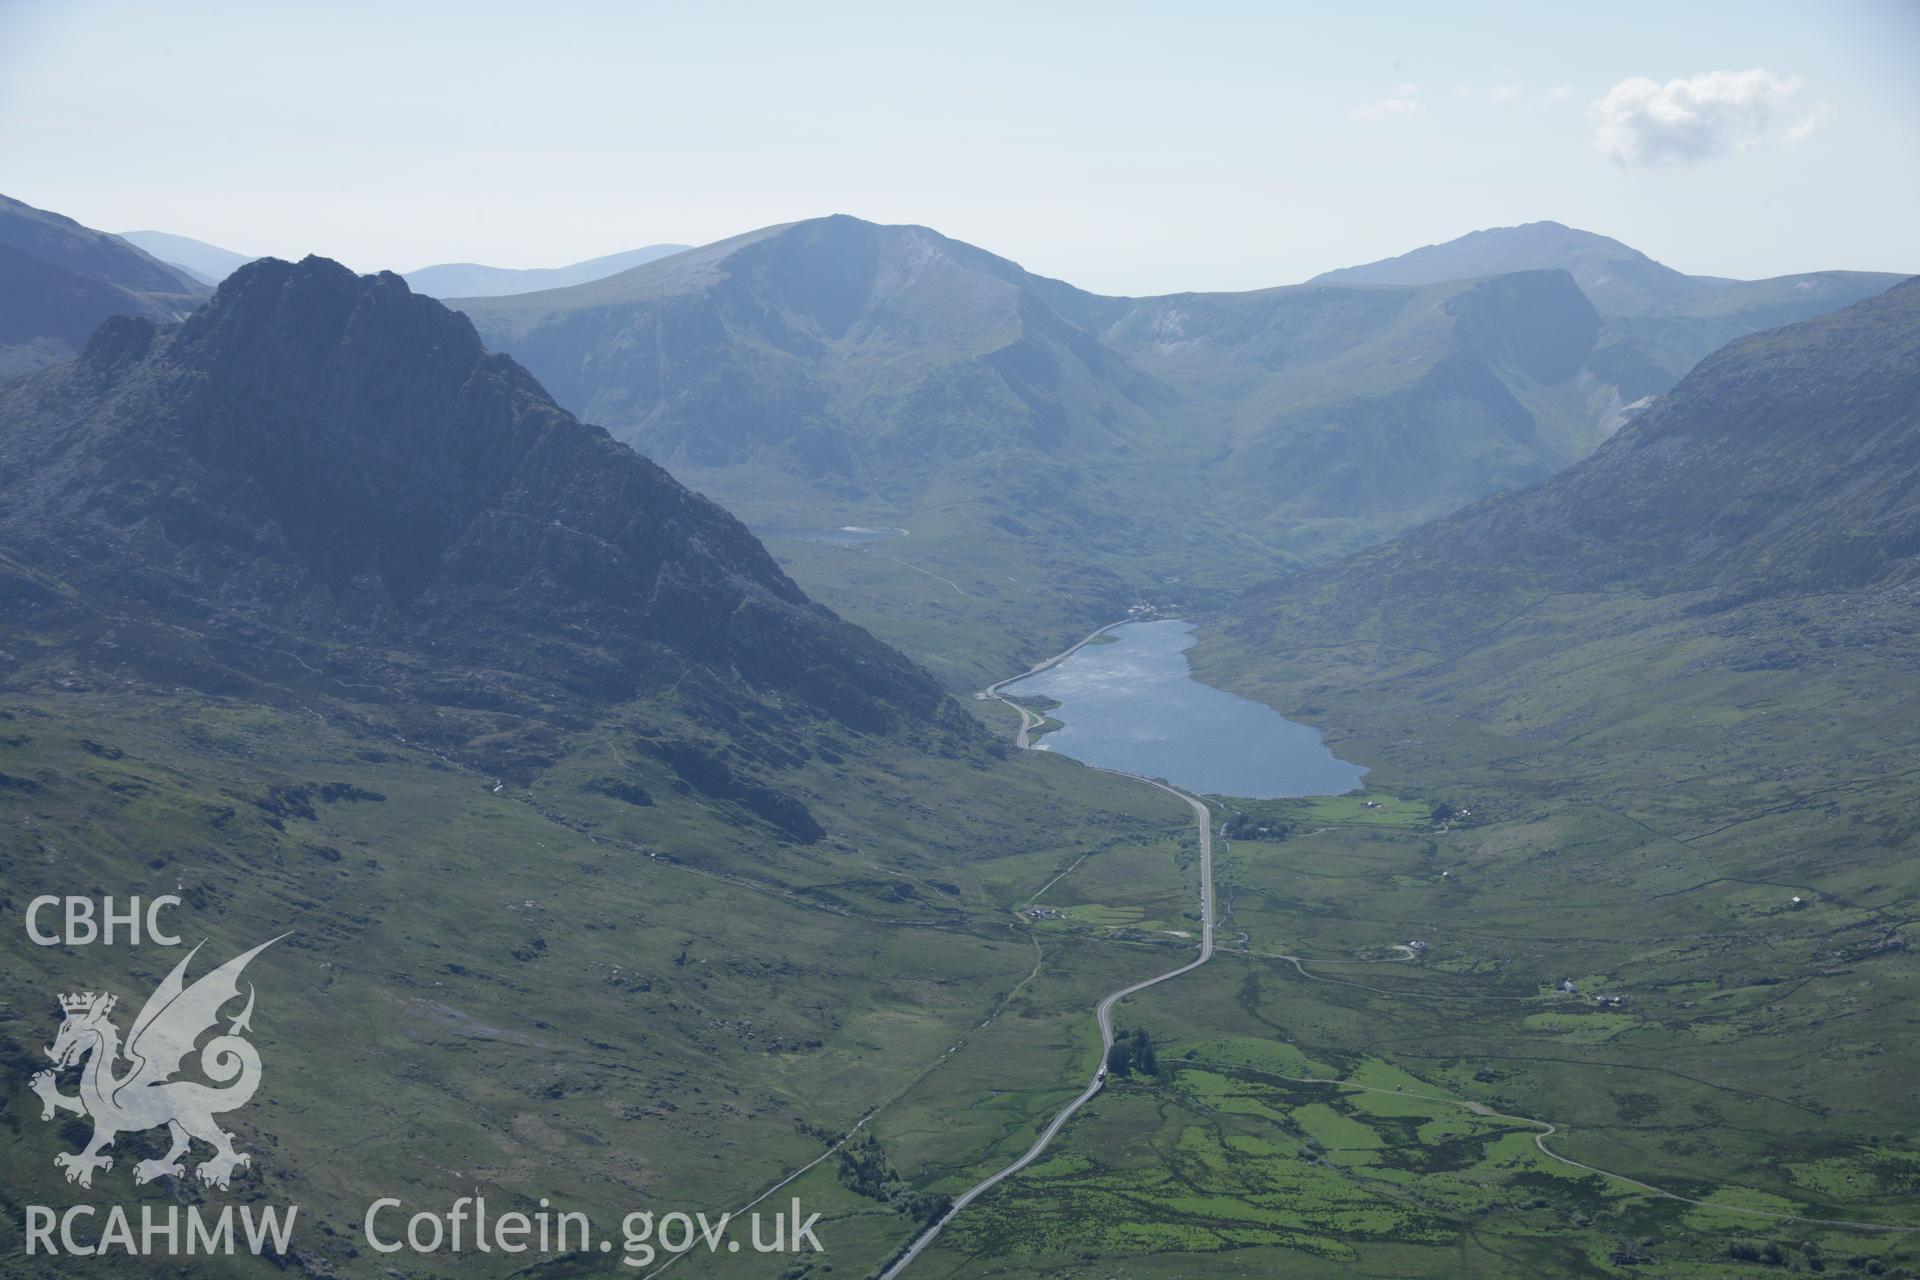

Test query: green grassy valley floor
[7,591,1917,1279]
[908,777,1920,1278]
[0,685,1195,1278]
[917,585,1920,1280]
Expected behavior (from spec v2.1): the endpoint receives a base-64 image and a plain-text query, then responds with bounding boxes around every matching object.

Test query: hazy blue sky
[3,0,1915,294]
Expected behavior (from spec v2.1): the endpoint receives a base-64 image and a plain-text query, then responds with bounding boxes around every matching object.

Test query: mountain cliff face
[0,256,959,743]
[0,193,210,374]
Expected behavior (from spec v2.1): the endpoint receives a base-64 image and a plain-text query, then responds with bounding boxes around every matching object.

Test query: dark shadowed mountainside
[0,256,962,753]
[0,257,1189,1280]
[0,193,209,375]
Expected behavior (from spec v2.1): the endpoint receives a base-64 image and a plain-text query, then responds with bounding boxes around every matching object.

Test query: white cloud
[1546,83,1575,105]
[1590,69,1806,166]
[1351,83,1423,123]
[1786,102,1836,143]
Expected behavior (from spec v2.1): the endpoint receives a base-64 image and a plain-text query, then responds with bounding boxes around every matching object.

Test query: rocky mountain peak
[0,257,962,739]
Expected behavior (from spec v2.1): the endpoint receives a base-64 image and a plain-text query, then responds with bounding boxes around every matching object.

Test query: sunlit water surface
[1004,619,1365,798]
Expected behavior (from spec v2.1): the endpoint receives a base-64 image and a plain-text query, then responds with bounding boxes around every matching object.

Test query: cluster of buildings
[1558,978,1627,1007]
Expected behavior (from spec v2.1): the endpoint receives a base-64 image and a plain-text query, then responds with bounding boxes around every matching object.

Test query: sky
[2,0,1917,295]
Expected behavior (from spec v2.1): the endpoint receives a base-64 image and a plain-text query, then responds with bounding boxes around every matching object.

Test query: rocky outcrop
[0,256,964,741]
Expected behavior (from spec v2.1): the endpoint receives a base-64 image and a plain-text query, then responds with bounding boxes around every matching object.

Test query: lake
[1002,619,1365,798]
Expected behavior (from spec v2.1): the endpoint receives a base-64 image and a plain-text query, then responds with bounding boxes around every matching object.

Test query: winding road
[881,620,1216,1279]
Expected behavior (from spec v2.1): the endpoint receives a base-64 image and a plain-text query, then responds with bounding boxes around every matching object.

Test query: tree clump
[835,1133,950,1223]
[1106,1027,1159,1077]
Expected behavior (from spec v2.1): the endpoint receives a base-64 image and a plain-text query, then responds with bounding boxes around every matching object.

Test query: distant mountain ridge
[1219,276,1920,657]
[403,245,692,298]
[121,226,693,296]
[457,216,1908,516]
[118,228,259,285]
[1310,221,1703,314]
[456,214,1623,507]
[1311,221,1907,390]
[0,194,208,374]
[450,214,1909,680]
[1309,219,1905,316]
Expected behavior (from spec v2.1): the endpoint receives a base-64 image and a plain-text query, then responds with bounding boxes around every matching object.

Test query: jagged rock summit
[0,255,957,737]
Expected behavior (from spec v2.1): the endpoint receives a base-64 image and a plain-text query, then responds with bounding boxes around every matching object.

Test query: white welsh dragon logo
[30,935,285,1190]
